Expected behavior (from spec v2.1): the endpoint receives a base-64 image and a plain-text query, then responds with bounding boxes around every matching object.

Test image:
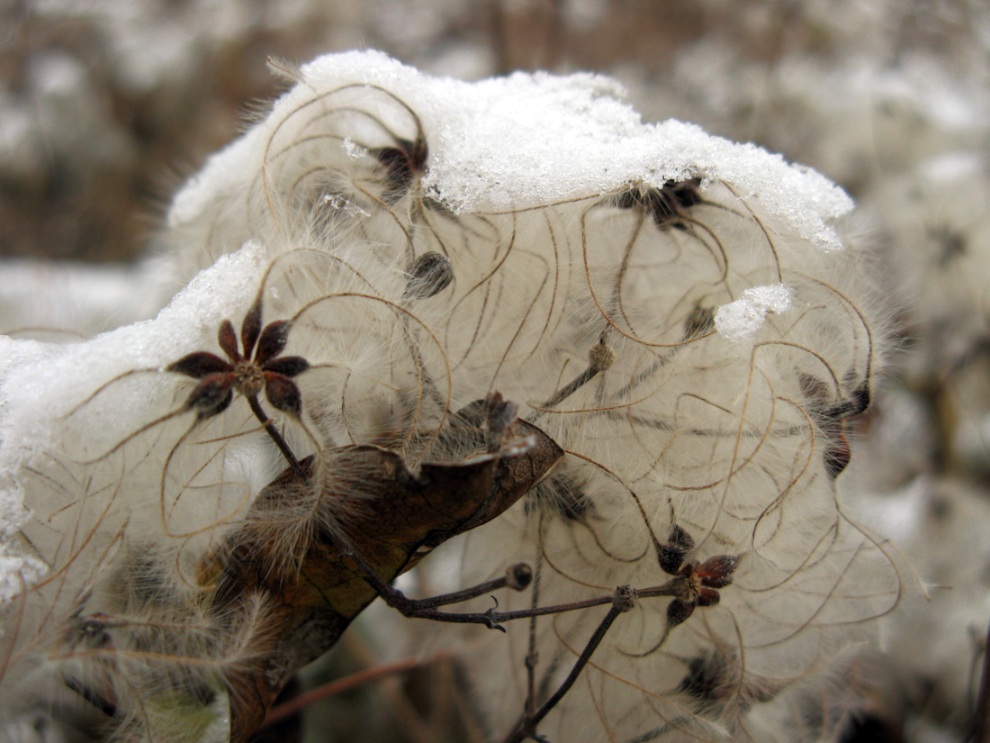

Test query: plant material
[207,393,562,740]
[167,295,310,473]
[0,52,899,743]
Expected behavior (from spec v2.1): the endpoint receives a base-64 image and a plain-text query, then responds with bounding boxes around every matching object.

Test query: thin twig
[525,553,543,718]
[405,563,532,610]
[502,586,639,743]
[340,536,676,628]
[247,395,305,476]
[260,654,450,728]
[972,616,990,743]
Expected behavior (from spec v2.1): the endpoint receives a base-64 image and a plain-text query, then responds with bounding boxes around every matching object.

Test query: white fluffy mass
[2,53,854,593]
[0,50,887,743]
[169,50,852,249]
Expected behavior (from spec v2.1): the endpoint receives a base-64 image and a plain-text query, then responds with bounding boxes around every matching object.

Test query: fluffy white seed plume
[0,51,897,742]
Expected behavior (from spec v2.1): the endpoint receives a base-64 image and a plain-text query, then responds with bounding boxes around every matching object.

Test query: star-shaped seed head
[666,554,741,628]
[659,525,741,629]
[167,298,310,421]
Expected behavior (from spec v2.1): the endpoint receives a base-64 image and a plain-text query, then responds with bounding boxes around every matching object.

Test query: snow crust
[169,50,853,250]
[714,283,794,341]
[0,549,47,606]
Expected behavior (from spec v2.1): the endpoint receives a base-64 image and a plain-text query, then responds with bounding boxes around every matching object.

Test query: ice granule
[714,284,794,341]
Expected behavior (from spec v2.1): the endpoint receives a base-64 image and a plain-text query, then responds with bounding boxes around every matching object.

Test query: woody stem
[502,587,638,743]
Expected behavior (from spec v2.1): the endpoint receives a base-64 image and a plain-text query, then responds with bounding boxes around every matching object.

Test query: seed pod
[404,251,453,299]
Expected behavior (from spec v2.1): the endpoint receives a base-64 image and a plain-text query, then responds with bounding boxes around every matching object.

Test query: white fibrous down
[0,51,896,742]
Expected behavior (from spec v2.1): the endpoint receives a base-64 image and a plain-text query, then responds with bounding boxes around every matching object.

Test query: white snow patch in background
[169,50,853,250]
[919,150,983,183]
[714,284,793,341]
[0,261,164,336]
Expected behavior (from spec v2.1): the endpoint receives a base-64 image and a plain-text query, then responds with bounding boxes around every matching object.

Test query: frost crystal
[340,137,367,160]
[714,284,794,341]
[0,549,46,606]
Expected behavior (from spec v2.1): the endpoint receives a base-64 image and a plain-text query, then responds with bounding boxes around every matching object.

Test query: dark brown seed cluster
[167,297,309,421]
[615,178,703,229]
[658,525,740,628]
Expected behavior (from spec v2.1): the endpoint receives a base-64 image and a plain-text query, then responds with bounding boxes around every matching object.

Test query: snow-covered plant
[0,51,900,742]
